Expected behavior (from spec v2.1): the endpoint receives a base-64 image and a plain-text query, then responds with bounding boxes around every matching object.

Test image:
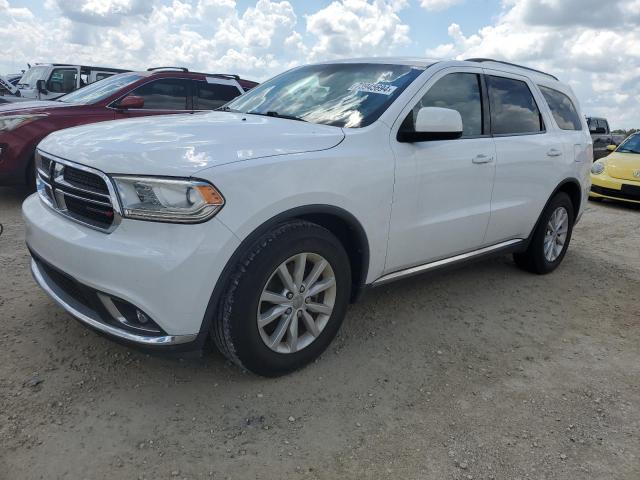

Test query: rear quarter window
[539,86,582,131]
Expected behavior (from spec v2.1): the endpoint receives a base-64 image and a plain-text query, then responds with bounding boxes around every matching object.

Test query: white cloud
[55,0,155,26]
[420,0,462,11]
[305,0,410,61]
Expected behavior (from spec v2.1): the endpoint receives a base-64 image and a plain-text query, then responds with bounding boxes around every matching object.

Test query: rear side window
[487,76,544,135]
[408,72,484,137]
[95,73,113,82]
[130,79,189,110]
[539,86,582,130]
[196,82,242,110]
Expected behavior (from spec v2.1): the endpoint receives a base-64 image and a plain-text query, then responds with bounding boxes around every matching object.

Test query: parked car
[587,116,626,160]
[0,73,22,96]
[0,68,258,187]
[3,64,132,102]
[24,58,592,376]
[590,132,640,204]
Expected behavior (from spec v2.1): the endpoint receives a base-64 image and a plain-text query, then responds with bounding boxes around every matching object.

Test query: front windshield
[57,73,144,105]
[17,66,48,88]
[617,134,640,154]
[226,63,425,128]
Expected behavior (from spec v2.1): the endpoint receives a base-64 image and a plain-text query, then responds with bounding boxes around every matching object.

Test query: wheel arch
[195,205,371,348]
[524,177,583,249]
[555,178,582,220]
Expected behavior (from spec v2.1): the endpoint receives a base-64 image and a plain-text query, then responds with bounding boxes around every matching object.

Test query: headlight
[112,176,224,223]
[0,114,47,132]
[591,162,605,175]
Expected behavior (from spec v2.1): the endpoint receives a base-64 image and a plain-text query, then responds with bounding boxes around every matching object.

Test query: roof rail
[148,67,189,72]
[34,63,130,73]
[465,58,559,81]
[205,73,241,81]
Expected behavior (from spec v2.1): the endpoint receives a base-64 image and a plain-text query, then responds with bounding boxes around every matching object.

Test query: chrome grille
[35,151,120,233]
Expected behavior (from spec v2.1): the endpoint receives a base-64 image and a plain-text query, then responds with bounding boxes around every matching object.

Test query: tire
[514,192,574,274]
[212,220,351,376]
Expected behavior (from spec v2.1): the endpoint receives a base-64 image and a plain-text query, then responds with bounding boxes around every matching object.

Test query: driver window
[48,68,78,94]
[404,73,484,137]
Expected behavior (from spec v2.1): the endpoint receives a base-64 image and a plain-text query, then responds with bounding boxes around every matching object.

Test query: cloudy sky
[1,0,639,128]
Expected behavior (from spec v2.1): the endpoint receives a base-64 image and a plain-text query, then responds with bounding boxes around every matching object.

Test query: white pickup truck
[2,63,130,102]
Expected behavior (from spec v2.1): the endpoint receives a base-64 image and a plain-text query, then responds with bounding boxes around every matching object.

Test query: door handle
[547,148,562,157]
[472,154,493,164]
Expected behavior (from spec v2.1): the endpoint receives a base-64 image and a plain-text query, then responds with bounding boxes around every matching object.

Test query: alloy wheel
[543,206,569,262]
[257,253,337,354]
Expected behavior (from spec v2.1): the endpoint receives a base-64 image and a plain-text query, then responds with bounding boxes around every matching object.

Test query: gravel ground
[1,187,639,480]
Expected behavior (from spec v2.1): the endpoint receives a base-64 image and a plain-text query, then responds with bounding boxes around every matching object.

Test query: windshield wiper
[248,111,307,122]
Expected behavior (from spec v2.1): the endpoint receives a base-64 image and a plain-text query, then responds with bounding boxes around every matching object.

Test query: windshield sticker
[349,82,398,96]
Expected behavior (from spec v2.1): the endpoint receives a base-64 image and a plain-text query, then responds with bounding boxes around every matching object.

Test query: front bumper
[30,256,197,346]
[590,173,640,204]
[23,194,241,345]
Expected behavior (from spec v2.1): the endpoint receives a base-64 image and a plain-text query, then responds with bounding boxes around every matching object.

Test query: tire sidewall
[532,192,574,273]
[225,223,351,376]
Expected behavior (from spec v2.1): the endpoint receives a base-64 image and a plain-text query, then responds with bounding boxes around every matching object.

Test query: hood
[0,100,68,114]
[37,112,345,176]
[605,152,640,182]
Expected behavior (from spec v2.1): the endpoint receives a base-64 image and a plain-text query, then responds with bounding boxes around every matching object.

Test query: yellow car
[590,133,640,204]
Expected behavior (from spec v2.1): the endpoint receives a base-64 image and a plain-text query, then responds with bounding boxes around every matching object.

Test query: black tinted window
[197,82,241,109]
[48,68,78,94]
[598,119,608,132]
[487,76,543,135]
[411,73,483,137]
[131,79,189,110]
[539,86,582,131]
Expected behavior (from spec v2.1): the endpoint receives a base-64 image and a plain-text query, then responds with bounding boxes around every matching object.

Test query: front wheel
[514,192,574,274]
[212,220,351,376]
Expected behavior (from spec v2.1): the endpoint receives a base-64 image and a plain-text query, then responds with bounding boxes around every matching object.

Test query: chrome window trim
[36,150,122,233]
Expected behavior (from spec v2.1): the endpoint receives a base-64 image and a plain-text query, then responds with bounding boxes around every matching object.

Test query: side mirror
[116,95,144,109]
[36,79,48,94]
[606,144,617,152]
[398,107,463,143]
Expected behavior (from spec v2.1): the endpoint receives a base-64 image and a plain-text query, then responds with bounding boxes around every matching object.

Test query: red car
[0,68,258,187]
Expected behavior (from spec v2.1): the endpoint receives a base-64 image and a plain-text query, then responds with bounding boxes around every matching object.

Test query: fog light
[136,309,150,324]
[97,292,163,334]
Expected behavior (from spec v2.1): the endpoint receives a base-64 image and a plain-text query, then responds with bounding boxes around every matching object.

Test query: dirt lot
[1,187,638,480]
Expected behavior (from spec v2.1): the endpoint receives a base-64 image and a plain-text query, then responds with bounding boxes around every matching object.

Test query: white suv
[24,58,592,376]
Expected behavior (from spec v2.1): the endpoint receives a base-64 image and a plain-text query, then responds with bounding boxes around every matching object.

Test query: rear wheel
[514,192,574,274]
[212,220,351,376]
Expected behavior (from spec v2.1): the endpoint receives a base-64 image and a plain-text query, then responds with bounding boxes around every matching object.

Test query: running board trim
[372,239,524,286]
